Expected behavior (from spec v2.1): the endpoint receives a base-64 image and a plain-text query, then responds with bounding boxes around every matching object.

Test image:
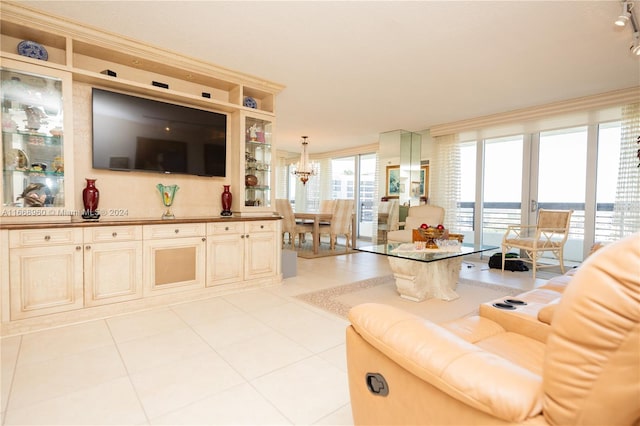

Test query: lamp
[615,1,631,26]
[292,136,316,185]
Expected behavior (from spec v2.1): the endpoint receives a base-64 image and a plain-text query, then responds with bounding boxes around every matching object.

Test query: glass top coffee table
[357,242,498,302]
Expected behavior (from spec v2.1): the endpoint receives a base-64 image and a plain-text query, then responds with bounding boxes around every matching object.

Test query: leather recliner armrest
[537,301,559,325]
[348,303,544,423]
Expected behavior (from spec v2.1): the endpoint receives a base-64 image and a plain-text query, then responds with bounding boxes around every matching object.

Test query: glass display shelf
[244,117,272,208]
[1,68,66,208]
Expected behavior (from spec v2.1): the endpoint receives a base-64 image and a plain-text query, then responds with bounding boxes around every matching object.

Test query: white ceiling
[21,1,640,154]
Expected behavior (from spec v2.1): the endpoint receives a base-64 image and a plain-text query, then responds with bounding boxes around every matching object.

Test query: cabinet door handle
[76,246,82,251]
[85,245,91,250]
[260,225,264,229]
[175,229,180,234]
[44,235,51,241]
[112,232,118,238]
[245,234,250,238]
[241,235,245,239]
[225,226,229,231]
[202,237,206,242]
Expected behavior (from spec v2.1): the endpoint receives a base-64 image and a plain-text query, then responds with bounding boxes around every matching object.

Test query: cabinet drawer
[207,222,244,235]
[84,225,142,243]
[9,228,83,248]
[246,221,276,233]
[143,223,205,240]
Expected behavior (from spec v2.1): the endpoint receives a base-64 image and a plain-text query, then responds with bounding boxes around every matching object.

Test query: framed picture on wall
[386,165,400,197]
[420,165,429,199]
[386,165,429,198]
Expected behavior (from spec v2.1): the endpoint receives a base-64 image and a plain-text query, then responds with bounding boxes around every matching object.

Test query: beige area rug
[285,237,357,259]
[295,274,522,323]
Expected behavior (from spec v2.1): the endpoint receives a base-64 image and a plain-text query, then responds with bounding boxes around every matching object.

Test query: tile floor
[0,251,559,425]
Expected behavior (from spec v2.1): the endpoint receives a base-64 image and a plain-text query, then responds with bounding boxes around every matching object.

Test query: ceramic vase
[82,178,100,220]
[221,185,232,216]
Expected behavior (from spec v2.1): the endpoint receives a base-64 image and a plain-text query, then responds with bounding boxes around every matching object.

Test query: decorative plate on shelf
[243,96,258,109]
[17,40,48,61]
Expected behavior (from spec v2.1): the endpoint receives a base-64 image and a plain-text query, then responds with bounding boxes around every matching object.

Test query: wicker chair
[276,199,313,247]
[502,209,573,279]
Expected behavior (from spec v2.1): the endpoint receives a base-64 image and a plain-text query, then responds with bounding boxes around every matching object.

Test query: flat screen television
[91,88,227,177]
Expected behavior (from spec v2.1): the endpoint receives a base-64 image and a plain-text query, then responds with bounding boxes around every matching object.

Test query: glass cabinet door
[1,67,66,209]
[244,116,272,209]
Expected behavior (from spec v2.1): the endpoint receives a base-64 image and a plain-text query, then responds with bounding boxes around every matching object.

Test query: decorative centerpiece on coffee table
[416,223,447,249]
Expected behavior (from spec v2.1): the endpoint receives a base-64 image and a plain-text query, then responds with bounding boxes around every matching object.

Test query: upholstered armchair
[276,199,312,247]
[346,233,640,425]
[386,204,445,243]
[502,209,573,279]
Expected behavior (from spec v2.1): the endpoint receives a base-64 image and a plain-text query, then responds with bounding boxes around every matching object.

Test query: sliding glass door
[480,135,524,249]
[459,121,623,260]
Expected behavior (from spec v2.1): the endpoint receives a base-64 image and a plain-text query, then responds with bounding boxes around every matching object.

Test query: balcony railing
[457,202,617,241]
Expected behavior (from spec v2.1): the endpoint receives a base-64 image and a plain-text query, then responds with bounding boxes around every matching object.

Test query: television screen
[91,88,227,177]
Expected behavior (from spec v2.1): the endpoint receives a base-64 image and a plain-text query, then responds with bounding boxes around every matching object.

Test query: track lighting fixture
[615,1,631,26]
[614,0,640,57]
[631,32,640,55]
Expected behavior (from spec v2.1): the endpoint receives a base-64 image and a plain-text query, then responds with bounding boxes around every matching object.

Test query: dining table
[293,212,356,254]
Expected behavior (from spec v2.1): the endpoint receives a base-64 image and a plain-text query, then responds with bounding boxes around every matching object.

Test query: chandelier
[292,136,316,185]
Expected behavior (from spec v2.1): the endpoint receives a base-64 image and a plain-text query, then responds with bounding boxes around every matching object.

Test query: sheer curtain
[429,134,461,230]
[612,102,640,237]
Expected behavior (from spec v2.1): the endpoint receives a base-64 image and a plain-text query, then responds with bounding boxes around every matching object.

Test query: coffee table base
[388,256,463,302]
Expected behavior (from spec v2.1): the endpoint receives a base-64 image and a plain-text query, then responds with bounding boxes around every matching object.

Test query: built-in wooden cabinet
[142,223,206,295]
[206,220,278,286]
[83,225,143,307]
[1,218,281,333]
[8,228,83,319]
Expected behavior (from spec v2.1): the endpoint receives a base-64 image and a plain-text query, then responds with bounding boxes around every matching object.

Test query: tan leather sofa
[346,233,640,425]
[387,204,445,243]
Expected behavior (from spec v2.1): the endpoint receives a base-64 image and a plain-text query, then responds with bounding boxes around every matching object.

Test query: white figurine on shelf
[248,124,259,141]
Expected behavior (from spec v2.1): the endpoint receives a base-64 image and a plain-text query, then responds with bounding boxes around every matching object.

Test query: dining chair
[501,209,574,279]
[276,199,312,247]
[328,199,355,250]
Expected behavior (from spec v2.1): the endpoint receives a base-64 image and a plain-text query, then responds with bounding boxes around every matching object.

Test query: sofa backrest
[405,204,445,230]
[542,233,640,425]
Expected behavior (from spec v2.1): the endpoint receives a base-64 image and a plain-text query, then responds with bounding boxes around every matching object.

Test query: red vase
[82,178,100,220]
[221,185,232,216]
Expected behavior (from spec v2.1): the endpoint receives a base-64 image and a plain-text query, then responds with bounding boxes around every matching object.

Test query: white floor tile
[191,312,272,349]
[314,403,353,425]
[1,335,21,415]
[3,376,147,425]
[222,288,290,313]
[149,382,291,425]
[116,327,213,374]
[129,351,245,419]
[170,296,245,326]
[8,344,127,410]
[106,308,188,343]
[17,320,113,365]
[251,356,351,425]
[215,330,312,380]
[253,302,347,353]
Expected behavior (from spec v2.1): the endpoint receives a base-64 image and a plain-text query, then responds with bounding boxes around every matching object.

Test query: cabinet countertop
[0,215,283,230]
